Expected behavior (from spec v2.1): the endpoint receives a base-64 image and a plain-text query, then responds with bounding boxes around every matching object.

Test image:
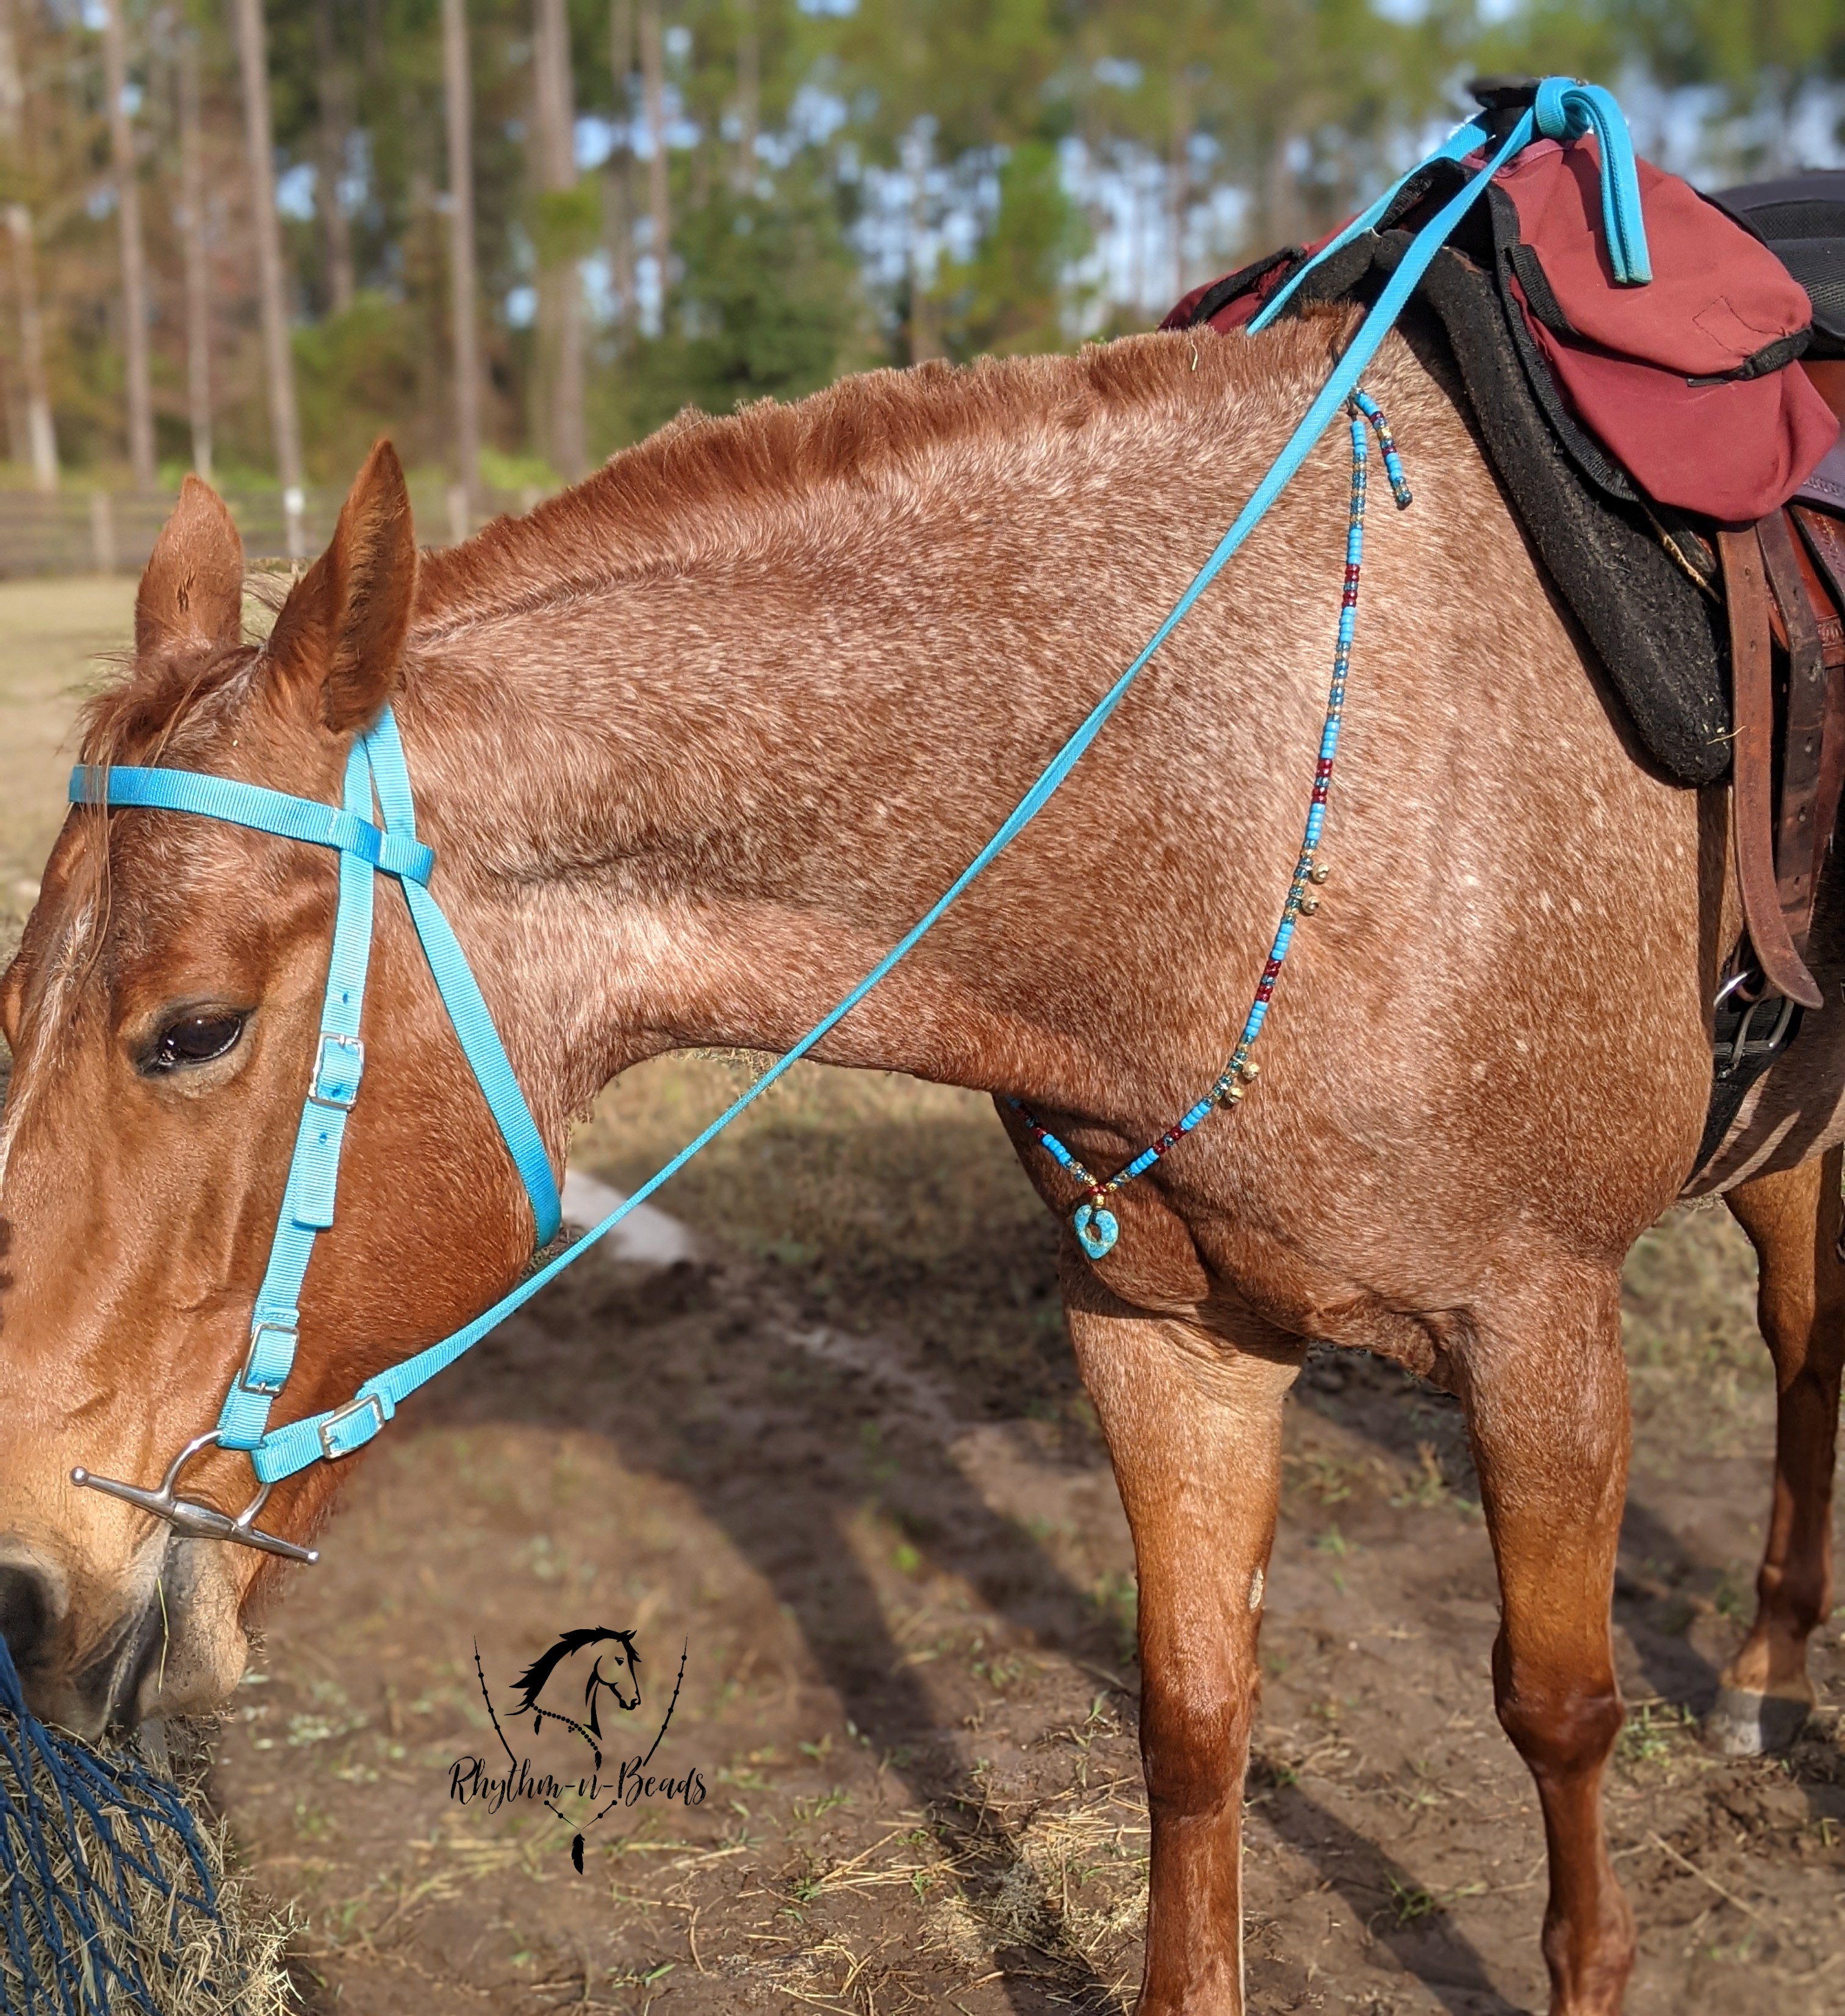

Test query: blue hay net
[0,1636,224,2015]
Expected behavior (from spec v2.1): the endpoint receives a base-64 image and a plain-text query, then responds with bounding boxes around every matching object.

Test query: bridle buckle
[307,1032,364,1110]
[238,1319,297,1397]
[317,1392,387,1460]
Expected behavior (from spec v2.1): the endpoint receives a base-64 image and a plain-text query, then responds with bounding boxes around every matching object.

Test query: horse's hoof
[1704,1685,1810,1757]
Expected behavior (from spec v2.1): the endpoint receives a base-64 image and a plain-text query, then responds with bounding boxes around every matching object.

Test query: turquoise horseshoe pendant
[1072,1200,1119,1261]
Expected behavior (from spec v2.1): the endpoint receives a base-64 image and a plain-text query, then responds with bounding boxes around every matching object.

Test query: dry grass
[0,1711,296,2015]
[0,576,137,965]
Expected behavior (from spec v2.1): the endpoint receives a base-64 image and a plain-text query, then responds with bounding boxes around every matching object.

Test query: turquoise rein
[67,81,1649,1502]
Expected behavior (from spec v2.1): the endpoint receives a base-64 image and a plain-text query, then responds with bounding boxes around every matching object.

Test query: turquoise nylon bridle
[64,82,1647,1562]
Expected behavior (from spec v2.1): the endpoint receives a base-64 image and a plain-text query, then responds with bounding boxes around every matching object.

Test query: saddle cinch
[1164,79,1845,1172]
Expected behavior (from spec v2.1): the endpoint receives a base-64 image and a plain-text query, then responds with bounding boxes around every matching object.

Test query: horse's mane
[410,317,1348,639]
[79,641,262,771]
[75,316,1352,769]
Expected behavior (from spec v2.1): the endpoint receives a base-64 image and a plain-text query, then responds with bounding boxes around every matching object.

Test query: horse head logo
[472,1627,691,1873]
[508,1627,642,1768]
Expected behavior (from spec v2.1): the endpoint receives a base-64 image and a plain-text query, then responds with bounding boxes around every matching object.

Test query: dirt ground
[3,579,1843,2014]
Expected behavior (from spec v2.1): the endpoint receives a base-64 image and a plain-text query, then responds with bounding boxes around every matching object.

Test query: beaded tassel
[1013,392,1411,1262]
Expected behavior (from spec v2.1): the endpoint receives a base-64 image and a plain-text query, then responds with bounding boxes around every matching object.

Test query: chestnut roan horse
[1,316,1840,2016]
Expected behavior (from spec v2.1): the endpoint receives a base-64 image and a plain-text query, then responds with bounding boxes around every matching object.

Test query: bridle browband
[62,79,1645,1565]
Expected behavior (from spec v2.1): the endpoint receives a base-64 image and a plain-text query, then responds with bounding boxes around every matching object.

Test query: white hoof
[1704,1685,1809,1757]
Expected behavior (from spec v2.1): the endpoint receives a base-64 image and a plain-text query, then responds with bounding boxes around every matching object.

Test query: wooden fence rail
[0,481,545,579]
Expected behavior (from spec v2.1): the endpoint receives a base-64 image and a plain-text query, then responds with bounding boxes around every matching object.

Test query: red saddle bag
[1494,137,1836,523]
[1168,137,1840,526]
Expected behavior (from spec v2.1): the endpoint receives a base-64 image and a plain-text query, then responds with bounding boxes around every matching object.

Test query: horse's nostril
[0,1561,56,1669]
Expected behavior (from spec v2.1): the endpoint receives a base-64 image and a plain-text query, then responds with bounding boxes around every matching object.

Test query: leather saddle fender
[1720,509,1836,1012]
[1699,488,1845,1173]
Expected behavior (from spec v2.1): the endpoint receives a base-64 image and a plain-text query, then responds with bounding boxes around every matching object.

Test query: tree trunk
[1264,126,1300,254]
[733,0,757,192]
[313,0,356,316]
[100,0,154,489]
[533,0,584,481]
[233,0,306,554]
[5,204,57,492]
[0,0,26,467]
[178,32,213,482]
[605,0,635,333]
[638,0,670,311]
[442,0,481,512]
[0,0,23,145]
[0,353,23,472]
[903,123,940,363]
[1167,68,1190,309]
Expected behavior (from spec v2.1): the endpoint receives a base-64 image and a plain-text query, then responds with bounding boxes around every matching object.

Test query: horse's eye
[148,1013,245,1073]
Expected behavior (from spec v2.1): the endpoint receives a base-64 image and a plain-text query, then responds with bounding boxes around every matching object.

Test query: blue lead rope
[70,79,1648,1495]
[1010,390,1409,1261]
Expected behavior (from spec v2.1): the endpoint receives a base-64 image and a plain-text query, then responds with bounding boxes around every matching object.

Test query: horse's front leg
[1459,1261,1635,2016]
[1063,1257,1303,2015]
[1711,1145,1845,1754]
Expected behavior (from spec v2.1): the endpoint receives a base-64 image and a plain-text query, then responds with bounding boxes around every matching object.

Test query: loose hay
[0,1641,293,2015]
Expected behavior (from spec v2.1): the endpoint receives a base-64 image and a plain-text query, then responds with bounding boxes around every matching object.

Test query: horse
[0,311,1840,2016]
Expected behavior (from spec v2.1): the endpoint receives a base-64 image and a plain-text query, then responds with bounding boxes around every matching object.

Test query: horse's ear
[135,475,244,661]
[265,439,417,735]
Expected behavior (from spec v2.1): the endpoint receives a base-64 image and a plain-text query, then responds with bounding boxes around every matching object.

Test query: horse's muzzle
[0,1535,192,1737]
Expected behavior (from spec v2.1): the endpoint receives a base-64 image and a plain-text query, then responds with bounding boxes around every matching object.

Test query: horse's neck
[390,340,1373,1138]
[394,575,1104,1134]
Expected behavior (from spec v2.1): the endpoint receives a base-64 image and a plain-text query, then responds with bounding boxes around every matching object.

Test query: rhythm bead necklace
[1011,389,1412,1262]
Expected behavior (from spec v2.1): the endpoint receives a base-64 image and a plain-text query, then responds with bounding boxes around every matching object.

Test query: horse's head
[590,1632,643,1717]
[0,447,543,1735]
[509,1628,642,1754]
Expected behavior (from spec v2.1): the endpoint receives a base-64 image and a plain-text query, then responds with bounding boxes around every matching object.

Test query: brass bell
[1299,894,1320,915]
[1218,1082,1245,1107]
[1308,861,1332,884]
[1237,1059,1259,1081]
